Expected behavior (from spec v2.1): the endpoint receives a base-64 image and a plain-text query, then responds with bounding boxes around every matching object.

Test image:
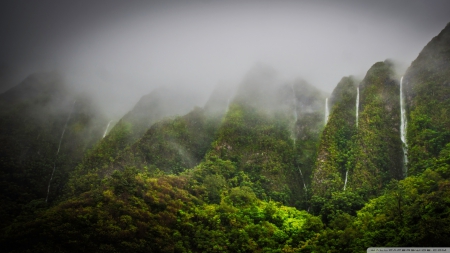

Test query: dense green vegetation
[313,76,357,197]
[313,61,403,199]
[66,87,201,189]
[351,60,403,196]
[65,90,211,198]
[405,22,450,176]
[1,22,450,253]
[202,101,297,205]
[3,167,324,252]
[305,153,450,250]
[291,79,327,208]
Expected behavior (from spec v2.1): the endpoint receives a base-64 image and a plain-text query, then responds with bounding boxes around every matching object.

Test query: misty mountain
[63,86,206,196]
[188,66,328,207]
[203,83,233,117]
[106,86,203,147]
[1,21,450,253]
[0,71,108,228]
[312,59,404,206]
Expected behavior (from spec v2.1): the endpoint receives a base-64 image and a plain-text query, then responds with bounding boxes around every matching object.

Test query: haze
[1,0,449,117]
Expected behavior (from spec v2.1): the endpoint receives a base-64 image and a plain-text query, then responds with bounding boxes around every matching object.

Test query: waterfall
[226,98,231,112]
[356,86,360,128]
[400,76,408,176]
[102,120,113,138]
[298,167,307,192]
[343,170,349,191]
[46,100,76,202]
[325,98,329,124]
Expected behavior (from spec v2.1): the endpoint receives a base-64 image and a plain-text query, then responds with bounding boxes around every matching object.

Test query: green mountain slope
[351,60,403,195]
[2,22,450,253]
[190,66,327,207]
[311,61,404,224]
[312,76,357,197]
[65,87,203,195]
[404,22,450,176]
[107,107,221,176]
[305,23,450,250]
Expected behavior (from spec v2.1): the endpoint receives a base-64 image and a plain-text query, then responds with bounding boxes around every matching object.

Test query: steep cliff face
[194,66,326,207]
[404,22,450,176]
[351,60,403,196]
[313,60,404,199]
[312,76,357,197]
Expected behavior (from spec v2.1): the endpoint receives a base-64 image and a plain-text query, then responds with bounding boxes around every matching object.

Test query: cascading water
[400,76,408,176]
[343,87,360,190]
[298,167,307,192]
[45,100,76,202]
[102,120,113,138]
[356,86,360,128]
[325,98,329,124]
[226,98,231,112]
[343,170,349,191]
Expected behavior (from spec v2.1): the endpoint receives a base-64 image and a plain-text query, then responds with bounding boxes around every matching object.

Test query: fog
[1,0,449,117]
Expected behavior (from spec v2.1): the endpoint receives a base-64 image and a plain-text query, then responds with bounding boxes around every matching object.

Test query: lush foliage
[313,76,357,197]
[405,22,450,176]
[3,168,323,253]
[66,107,221,197]
[2,22,450,253]
[205,102,298,205]
[351,61,403,196]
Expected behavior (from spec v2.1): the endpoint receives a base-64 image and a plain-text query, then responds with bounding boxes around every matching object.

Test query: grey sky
[1,0,449,117]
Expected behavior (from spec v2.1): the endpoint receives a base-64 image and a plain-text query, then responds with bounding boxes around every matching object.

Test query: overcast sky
[1,0,449,116]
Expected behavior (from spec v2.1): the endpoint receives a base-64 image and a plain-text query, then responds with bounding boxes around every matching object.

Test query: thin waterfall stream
[344,87,359,190]
[103,120,113,138]
[45,100,76,202]
[400,76,408,176]
[298,167,307,192]
[356,86,359,128]
[343,170,349,191]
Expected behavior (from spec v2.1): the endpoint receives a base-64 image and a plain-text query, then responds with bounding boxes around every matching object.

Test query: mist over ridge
[1,1,450,250]
[1,1,450,118]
